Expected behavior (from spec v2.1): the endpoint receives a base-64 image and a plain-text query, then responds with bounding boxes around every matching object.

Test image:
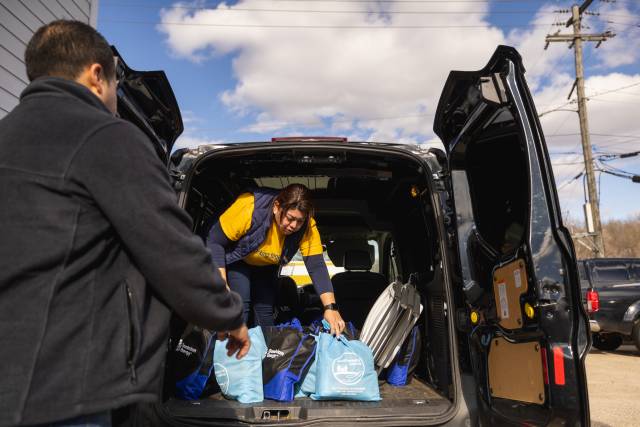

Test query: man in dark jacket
[0,20,249,426]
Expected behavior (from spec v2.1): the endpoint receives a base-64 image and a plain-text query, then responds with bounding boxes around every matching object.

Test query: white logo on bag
[331,351,365,385]
[214,363,229,394]
[176,342,197,357]
[265,349,285,359]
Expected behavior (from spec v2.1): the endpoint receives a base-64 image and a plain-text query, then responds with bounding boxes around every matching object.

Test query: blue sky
[97,0,640,223]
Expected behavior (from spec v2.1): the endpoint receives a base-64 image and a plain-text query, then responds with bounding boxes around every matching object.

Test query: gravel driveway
[586,344,640,427]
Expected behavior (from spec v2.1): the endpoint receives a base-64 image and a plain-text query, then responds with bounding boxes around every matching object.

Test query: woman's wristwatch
[323,303,339,312]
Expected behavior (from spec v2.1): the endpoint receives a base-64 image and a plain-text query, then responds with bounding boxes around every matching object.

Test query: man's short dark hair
[25,20,115,82]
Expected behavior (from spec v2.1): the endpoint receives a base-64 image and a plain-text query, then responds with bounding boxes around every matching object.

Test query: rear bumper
[589,316,634,336]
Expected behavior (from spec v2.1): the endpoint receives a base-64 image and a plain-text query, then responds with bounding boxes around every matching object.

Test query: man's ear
[76,63,106,95]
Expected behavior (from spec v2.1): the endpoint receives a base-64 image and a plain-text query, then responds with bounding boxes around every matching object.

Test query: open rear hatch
[433,45,590,425]
[157,143,460,426]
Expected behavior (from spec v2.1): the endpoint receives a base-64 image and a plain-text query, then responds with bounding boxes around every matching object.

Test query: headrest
[344,250,373,271]
[327,240,373,267]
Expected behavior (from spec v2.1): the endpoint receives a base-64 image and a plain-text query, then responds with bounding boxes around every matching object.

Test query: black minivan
[115,46,591,426]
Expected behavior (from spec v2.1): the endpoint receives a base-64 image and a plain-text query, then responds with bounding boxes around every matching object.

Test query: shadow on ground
[589,344,639,358]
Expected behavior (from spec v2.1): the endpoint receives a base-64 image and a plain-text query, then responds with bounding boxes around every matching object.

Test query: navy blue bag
[172,325,216,400]
[387,325,421,386]
[262,318,317,402]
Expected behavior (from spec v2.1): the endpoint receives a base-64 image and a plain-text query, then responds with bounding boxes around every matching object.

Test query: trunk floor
[165,378,451,422]
[205,378,444,401]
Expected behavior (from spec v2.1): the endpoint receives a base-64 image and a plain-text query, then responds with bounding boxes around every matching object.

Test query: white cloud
[539,73,640,152]
[180,110,202,124]
[158,1,639,145]
[504,5,575,92]
[589,3,640,68]
[158,0,507,140]
[172,134,225,152]
[158,1,639,220]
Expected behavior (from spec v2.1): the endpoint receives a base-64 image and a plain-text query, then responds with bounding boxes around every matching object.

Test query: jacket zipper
[125,284,138,384]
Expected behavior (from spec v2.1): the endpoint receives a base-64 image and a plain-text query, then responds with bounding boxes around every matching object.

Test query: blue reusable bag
[311,332,381,401]
[387,325,421,386]
[295,335,318,398]
[214,326,267,403]
[172,326,216,400]
[262,319,317,402]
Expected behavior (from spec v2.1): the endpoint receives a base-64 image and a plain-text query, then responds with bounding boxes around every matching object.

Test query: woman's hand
[319,292,345,336]
[323,309,346,337]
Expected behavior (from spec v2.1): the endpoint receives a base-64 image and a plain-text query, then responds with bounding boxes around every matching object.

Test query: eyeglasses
[113,56,125,85]
[283,213,305,225]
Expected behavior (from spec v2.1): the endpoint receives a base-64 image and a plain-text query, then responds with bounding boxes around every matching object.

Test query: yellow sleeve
[299,217,324,257]
[218,193,254,241]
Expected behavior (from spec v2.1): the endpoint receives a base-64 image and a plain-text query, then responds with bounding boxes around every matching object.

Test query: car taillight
[586,290,599,313]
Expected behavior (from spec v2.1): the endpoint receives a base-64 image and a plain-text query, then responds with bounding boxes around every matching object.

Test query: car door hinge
[169,170,186,190]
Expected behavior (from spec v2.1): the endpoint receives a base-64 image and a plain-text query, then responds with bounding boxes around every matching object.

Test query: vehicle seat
[276,276,323,325]
[331,249,388,329]
[275,276,300,323]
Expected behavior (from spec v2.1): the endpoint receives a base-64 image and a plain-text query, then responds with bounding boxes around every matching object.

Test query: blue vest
[224,188,307,266]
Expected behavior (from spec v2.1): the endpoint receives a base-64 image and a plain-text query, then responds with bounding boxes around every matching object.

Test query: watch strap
[323,303,339,311]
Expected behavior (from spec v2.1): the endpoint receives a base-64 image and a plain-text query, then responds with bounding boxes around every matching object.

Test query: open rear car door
[112,46,183,164]
[434,46,590,426]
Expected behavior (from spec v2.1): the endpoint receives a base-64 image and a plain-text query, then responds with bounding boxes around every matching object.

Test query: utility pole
[544,0,615,258]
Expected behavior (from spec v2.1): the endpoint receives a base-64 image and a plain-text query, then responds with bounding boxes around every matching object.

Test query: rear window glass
[593,263,629,282]
[630,264,640,280]
[281,240,379,286]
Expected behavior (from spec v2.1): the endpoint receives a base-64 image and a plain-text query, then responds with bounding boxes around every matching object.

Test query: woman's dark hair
[25,20,115,82]
[274,184,315,223]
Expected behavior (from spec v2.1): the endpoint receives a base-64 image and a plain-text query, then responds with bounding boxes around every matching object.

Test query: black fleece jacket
[0,77,243,426]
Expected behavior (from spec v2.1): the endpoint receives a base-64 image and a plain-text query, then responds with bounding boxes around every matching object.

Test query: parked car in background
[579,258,640,352]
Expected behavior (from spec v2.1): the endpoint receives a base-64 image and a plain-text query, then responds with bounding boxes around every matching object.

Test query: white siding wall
[0,0,98,118]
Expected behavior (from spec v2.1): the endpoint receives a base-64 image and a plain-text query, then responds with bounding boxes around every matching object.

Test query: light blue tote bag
[213,326,267,403]
[310,332,380,401]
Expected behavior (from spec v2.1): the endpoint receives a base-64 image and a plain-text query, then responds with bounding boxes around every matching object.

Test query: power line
[103,0,572,4]
[589,133,640,140]
[547,133,640,139]
[554,160,588,165]
[596,137,640,149]
[586,81,640,98]
[187,111,437,132]
[615,90,640,98]
[102,3,560,15]
[538,81,640,117]
[589,98,640,106]
[600,151,640,162]
[557,169,585,190]
[538,101,577,117]
[599,13,640,20]
[103,19,557,29]
[597,161,640,182]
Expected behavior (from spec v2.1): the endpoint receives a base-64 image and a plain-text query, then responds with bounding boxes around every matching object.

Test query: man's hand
[218,324,251,359]
[323,309,346,337]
